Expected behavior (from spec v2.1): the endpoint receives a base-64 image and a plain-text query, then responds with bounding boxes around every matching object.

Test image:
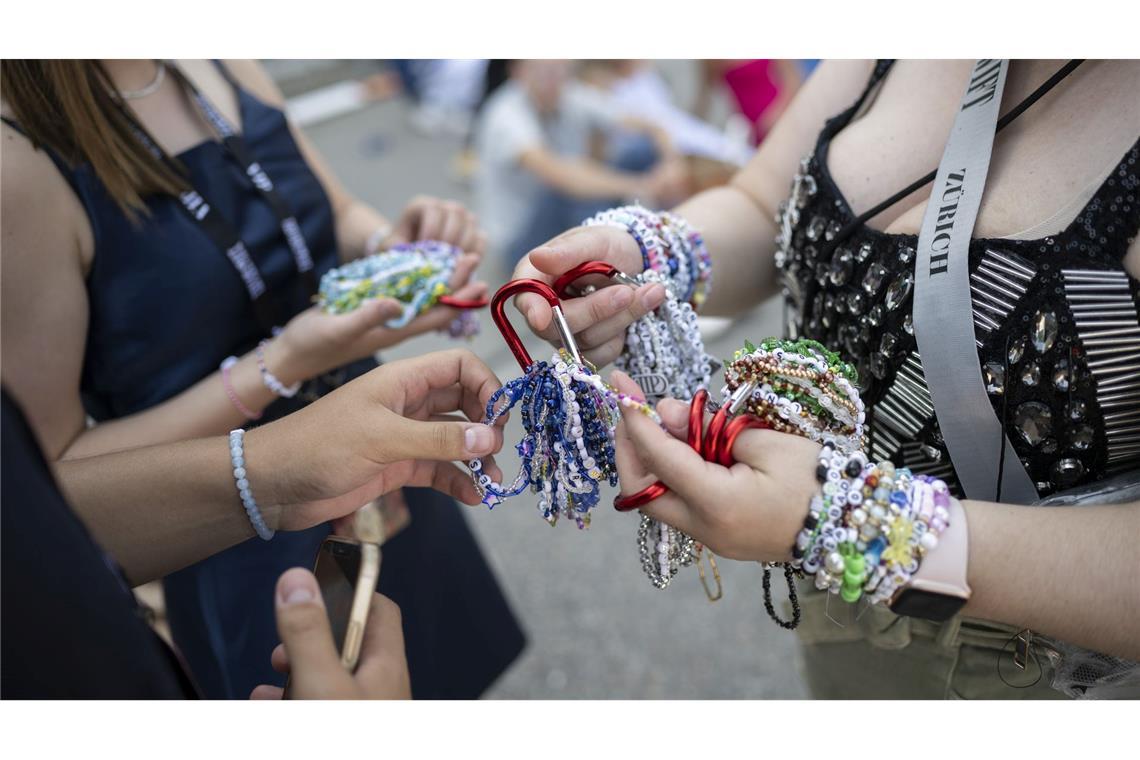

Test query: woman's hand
[611,371,820,562]
[512,225,667,367]
[246,349,506,532]
[388,195,488,257]
[250,568,410,700]
[267,253,488,384]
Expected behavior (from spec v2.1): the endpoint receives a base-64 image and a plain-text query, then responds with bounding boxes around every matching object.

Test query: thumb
[385,417,502,462]
[341,298,405,335]
[274,568,341,688]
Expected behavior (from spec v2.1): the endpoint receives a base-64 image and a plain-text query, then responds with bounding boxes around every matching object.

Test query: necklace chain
[120,60,166,100]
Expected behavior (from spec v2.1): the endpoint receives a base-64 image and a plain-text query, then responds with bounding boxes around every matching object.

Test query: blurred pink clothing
[722,60,779,143]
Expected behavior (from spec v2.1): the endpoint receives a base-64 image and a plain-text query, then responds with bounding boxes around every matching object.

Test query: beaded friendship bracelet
[255,340,301,399]
[572,206,716,591]
[229,429,274,541]
[220,356,262,421]
[317,240,485,338]
[794,445,953,607]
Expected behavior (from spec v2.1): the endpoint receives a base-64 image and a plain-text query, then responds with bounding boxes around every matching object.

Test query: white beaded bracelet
[255,340,301,399]
[229,429,275,541]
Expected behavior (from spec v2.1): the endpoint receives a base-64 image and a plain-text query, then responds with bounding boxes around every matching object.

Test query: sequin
[1040,438,1059,455]
[862,263,888,295]
[829,248,854,286]
[1068,399,1087,421]
[1032,310,1058,354]
[1013,402,1052,447]
[867,304,884,327]
[884,273,913,311]
[902,313,914,336]
[1052,359,1071,391]
[983,362,1005,395]
[1007,337,1026,365]
[856,242,873,263]
[879,332,899,357]
[898,245,915,265]
[1021,363,1040,387]
[825,219,842,241]
[1050,457,1085,488]
[1067,424,1094,451]
[806,215,825,242]
[847,290,866,315]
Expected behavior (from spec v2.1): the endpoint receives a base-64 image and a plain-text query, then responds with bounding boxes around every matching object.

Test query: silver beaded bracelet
[229,429,275,541]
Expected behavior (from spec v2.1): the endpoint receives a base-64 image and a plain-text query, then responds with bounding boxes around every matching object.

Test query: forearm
[56,430,283,584]
[528,155,643,200]
[671,183,781,317]
[62,340,298,460]
[961,499,1140,660]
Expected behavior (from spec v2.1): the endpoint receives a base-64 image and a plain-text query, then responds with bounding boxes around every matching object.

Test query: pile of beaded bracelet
[316,240,483,338]
[723,338,866,453]
[792,445,952,606]
[716,338,865,628]
[465,280,661,528]
[583,204,711,309]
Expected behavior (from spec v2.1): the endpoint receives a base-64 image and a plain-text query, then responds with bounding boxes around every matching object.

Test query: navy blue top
[29,71,343,420]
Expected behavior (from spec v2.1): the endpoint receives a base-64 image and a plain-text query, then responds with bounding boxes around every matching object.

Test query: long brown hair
[1,60,186,216]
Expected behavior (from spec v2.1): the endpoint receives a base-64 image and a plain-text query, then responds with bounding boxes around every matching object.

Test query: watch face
[889,588,968,622]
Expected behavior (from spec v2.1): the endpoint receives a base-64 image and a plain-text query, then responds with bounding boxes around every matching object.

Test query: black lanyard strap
[166,62,317,290]
[124,117,279,331]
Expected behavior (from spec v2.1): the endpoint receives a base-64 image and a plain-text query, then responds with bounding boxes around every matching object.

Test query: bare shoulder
[220,59,287,108]
[0,121,91,268]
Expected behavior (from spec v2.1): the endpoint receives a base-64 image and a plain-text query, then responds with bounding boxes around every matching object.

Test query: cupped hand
[512,225,668,367]
[389,195,487,257]
[245,349,506,532]
[271,252,488,383]
[610,371,820,562]
[250,569,410,700]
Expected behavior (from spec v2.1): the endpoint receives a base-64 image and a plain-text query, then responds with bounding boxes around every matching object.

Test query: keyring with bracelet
[554,260,717,592]
[464,279,661,528]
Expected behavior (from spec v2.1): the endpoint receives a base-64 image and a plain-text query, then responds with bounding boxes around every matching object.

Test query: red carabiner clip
[553,260,640,299]
[438,293,490,309]
[491,279,583,371]
[613,384,769,512]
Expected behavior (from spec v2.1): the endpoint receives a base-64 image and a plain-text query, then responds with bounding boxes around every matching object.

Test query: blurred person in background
[1,59,525,699]
[389,59,489,137]
[696,59,805,145]
[473,59,689,269]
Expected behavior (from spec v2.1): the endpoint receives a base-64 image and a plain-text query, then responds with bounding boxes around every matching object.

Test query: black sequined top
[775,62,1140,498]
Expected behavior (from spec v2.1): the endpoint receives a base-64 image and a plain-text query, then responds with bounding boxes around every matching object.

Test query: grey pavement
[305,96,807,698]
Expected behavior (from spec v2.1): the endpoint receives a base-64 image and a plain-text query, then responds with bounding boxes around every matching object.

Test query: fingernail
[640,284,666,309]
[278,571,317,606]
[465,425,494,454]
[611,287,634,309]
[658,398,689,429]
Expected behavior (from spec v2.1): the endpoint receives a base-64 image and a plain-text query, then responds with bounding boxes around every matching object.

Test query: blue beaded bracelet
[229,429,275,541]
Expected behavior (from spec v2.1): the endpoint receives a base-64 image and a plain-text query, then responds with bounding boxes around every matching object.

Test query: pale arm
[962,499,1140,661]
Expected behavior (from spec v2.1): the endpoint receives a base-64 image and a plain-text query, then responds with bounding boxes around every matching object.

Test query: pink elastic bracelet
[220,356,262,420]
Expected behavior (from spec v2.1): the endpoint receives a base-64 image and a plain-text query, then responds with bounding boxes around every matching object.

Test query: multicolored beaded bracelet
[316,240,485,337]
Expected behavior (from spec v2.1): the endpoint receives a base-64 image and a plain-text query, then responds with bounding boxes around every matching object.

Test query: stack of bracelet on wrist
[317,240,482,338]
[717,338,866,627]
[580,205,717,591]
[793,446,953,607]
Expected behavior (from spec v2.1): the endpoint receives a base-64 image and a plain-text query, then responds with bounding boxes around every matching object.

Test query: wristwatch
[889,497,972,621]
